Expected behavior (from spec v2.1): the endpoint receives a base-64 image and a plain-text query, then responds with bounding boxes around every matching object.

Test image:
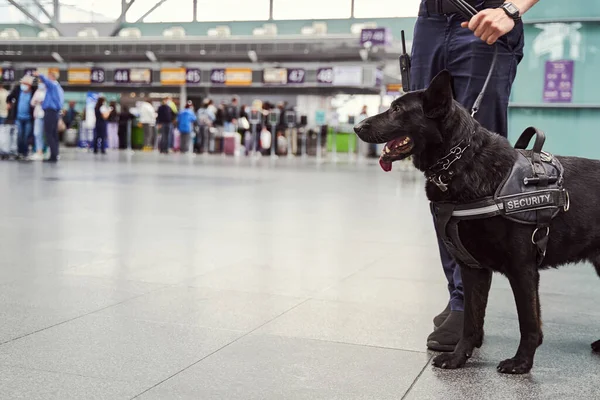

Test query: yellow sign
[130,68,152,84]
[160,68,186,85]
[225,68,252,86]
[386,83,403,93]
[68,68,91,84]
[37,67,61,79]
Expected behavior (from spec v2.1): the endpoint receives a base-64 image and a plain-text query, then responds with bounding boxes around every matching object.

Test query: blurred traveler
[0,85,8,124]
[196,99,216,153]
[107,101,119,149]
[166,96,178,151]
[224,97,239,133]
[118,106,135,149]
[7,75,36,159]
[93,97,111,154]
[34,70,64,163]
[63,101,78,129]
[30,81,47,161]
[156,97,173,154]
[138,100,156,150]
[358,105,376,158]
[178,103,197,154]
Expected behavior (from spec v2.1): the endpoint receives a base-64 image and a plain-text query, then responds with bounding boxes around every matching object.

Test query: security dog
[354,70,600,374]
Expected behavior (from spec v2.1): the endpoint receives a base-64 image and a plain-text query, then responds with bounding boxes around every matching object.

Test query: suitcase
[64,128,78,147]
[107,122,119,149]
[173,128,181,151]
[0,124,17,158]
[223,132,241,156]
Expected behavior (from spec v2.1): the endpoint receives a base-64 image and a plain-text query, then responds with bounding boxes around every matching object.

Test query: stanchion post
[268,109,280,159]
[126,119,133,154]
[285,111,295,158]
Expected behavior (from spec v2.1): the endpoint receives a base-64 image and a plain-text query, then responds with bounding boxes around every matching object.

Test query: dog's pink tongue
[379,157,392,172]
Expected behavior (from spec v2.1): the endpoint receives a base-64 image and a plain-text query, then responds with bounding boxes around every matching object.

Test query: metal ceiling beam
[135,0,169,23]
[6,0,57,33]
[109,0,137,36]
[53,0,59,23]
[32,0,53,21]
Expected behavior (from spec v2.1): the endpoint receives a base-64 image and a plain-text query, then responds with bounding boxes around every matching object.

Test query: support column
[269,0,274,20]
[350,0,355,18]
[180,85,187,108]
[193,0,198,21]
[53,0,59,23]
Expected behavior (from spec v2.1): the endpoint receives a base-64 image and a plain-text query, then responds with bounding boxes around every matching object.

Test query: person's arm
[462,0,539,45]
[6,87,17,104]
[35,73,51,87]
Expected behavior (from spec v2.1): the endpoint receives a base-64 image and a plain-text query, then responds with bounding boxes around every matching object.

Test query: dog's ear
[423,70,454,119]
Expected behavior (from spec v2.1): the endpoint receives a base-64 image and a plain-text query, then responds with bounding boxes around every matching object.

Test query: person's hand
[461,8,515,45]
[32,71,39,77]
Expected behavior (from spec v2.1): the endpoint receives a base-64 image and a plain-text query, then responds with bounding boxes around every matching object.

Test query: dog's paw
[591,340,600,353]
[496,357,532,374]
[432,352,468,370]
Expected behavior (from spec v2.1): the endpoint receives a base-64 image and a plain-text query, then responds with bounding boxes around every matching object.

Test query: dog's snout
[354,121,370,134]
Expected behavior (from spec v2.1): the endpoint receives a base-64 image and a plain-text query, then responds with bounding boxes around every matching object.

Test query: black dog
[354,70,600,374]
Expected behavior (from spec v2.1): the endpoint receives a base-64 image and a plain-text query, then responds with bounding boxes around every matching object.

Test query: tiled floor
[0,150,599,399]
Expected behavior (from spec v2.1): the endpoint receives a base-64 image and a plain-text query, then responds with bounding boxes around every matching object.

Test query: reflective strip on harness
[452,203,503,217]
[449,189,566,219]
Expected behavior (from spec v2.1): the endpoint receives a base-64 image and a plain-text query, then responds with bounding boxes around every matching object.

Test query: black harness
[431,127,570,268]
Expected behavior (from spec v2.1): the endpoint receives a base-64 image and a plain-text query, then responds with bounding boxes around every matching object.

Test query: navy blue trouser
[44,109,60,161]
[411,1,524,311]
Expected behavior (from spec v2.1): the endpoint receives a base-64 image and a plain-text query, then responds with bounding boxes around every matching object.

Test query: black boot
[433,303,451,330]
[427,310,463,352]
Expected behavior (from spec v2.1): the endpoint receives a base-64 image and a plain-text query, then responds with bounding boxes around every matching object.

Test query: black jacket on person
[156,104,172,124]
[6,86,37,123]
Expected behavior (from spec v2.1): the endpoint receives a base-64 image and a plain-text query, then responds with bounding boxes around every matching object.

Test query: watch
[500,2,521,20]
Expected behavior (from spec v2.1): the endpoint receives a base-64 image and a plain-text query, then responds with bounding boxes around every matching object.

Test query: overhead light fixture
[247,50,258,63]
[51,51,64,63]
[199,49,206,55]
[145,50,157,62]
[104,50,111,55]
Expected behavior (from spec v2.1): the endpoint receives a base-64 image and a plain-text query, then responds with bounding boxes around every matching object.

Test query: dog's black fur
[354,70,600,374]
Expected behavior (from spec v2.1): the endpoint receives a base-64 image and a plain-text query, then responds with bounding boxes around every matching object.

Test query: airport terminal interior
[1,0,599,399]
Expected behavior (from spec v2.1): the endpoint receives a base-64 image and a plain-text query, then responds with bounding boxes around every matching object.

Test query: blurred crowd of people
[134,95,299,155]
[0,72,65,162]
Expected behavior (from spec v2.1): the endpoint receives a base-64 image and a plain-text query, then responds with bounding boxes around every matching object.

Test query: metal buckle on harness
[431,175,449,192]
[531,227,550,245]
[564,191,570,212]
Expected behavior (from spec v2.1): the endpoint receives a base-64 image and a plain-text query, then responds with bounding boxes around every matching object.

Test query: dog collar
[425,138,472,192]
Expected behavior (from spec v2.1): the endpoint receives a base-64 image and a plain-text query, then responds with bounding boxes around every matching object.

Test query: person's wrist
[500,2,521,21]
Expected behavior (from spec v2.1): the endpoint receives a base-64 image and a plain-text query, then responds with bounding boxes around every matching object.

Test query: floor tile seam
[129,298,312,399]
[244,331,430,355]
[0,362,149,386]
[400,354,434,400]
[0,286,171,347]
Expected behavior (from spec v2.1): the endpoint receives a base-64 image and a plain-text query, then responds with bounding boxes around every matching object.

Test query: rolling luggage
[0,124,17,159]
[223,132,241,156]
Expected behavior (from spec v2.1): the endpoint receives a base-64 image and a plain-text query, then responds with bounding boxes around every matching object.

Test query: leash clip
[431,175,449,192]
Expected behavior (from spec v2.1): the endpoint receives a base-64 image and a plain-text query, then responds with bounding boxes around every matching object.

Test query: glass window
[127,0,194,22]
[196,0,269,21]
[59,0,122,22]
[273,0,351,20]
[354,0,420,18]
[0,0,51,24]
